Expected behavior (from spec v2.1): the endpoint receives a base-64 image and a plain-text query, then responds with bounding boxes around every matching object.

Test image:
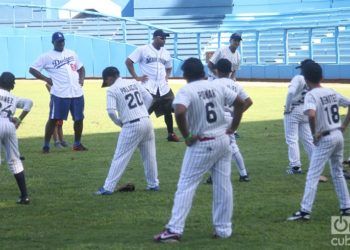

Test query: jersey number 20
[125,91,143,109]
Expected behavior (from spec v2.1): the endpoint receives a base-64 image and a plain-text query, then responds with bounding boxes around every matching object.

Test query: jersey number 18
[324,104,339,125]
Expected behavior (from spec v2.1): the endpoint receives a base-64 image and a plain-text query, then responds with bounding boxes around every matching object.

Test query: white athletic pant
[0,119,24,174]
[300,130,350,213]
[229,134,248,176]
[166,134,233,237]
[284,106,314,167]
[103,117,159,191]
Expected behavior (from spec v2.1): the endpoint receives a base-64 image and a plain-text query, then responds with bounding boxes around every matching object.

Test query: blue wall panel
[7,37,26,77]
[0,37,9,73]
[73,36,94,77]
[109,42,128,77]
[25,36,43,78]
[92,39,111,77]
[264,65,279,79]
[251,65,265,78]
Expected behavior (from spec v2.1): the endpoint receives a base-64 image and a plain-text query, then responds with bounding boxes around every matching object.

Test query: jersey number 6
[205,102,217,123]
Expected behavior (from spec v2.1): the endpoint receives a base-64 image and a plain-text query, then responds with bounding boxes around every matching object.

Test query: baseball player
[287,62,350,221]
[29,31,86,153]
[95,66,159,195]
[125,29,179,142]
[206,58,252,184]
[154,58,245,242]
[0,72,33,204]
[208,33,242,81]
[284,59,315,174]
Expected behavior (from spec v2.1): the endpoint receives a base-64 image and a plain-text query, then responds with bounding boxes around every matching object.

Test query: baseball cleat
[340,208,350,216]
[234,132,240,139]
[146,186,159,191]
[287,210,310,221]
[42,146,50,154]
[54,141,63,148]
[167,133,180,142]
[344,171,350,180]
[16,196,30,205]
[154,229,181,243]
[73,143,88,151]
[239,175,250,182]
[286,167,302,175]
[205,176,213,185]
[60,141,69,147]
[95,187,113,195]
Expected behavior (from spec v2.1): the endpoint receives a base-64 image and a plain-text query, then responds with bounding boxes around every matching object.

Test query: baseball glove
[117,183,135,192]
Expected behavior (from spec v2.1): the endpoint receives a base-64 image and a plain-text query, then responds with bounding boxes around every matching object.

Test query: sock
[44,140,50,148]
[232,151,247,176]
[164,113,174,134]
[74,141,80,146]
[14,171,28,198]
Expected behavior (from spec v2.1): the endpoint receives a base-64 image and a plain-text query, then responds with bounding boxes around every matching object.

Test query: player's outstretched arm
[174,104,197,146]
[77,66,85,86]
[341,106,350,132]
[29,67,52,86]
[13,98,33,129]
[228,96,244,133]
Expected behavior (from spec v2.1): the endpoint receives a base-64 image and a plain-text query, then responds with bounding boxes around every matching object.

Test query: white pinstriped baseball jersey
[285,75,309,112]
[106,78,153,124]
[173,80,238,137]
[0,89,32,119]
[213,78,249,101]
[304,88,350,133]
[128,44,172,95]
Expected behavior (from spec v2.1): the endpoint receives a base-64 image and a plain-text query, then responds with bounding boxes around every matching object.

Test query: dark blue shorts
[49,95,84,121]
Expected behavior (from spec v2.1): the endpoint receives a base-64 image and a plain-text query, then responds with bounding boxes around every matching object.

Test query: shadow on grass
[0,119,348,249]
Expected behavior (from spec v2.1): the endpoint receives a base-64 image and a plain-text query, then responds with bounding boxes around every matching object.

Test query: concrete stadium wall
[233,0,350,14]
[236,65,350,80]
[0,31,183,78]
[133,0,233,16]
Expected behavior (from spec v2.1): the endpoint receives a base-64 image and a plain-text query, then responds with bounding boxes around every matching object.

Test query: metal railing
[0,2,349,64]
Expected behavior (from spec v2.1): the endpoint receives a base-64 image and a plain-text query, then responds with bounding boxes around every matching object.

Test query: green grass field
[1,80,350,249]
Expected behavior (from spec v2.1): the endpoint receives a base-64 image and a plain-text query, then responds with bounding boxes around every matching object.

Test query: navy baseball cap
[153,29,170,38]
[52,32,65,43]
[102,66,120,88]
[230,33,242,41]
[295,59,315,69]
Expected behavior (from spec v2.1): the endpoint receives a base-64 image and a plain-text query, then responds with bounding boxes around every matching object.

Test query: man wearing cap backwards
[284,59,328,181]
[125,29,180,142]
[95,66,159,195]
[29,32,86,153]
[208,33,242,81]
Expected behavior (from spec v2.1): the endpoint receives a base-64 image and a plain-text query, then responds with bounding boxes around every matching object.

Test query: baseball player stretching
[284,59,315,174]
[206,59,252,184]
[0,72,33,204]
[96,67,159,195]
[125,29,179,142]
[288,62,350,221]
[154,58,244,242]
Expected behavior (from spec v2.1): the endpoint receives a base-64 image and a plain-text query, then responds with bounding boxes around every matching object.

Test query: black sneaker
[341,208,350,216]
[42,146,50,154]
[287,210,310,221]
[16,196,30,205]
[239,175,250,182]
[205,176,213,185]
[73,143,88,151]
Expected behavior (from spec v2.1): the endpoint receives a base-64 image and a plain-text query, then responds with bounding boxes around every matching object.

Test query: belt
[321,128,341,137]
[198,137,215,142]
[128,118,140,124]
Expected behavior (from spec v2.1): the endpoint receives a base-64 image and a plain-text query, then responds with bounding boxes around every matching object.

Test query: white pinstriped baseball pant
[166,134,233,237]
[103,117,159,191]
[284,106,314,168]
[301,129,350,212]
[0,119,24,174]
